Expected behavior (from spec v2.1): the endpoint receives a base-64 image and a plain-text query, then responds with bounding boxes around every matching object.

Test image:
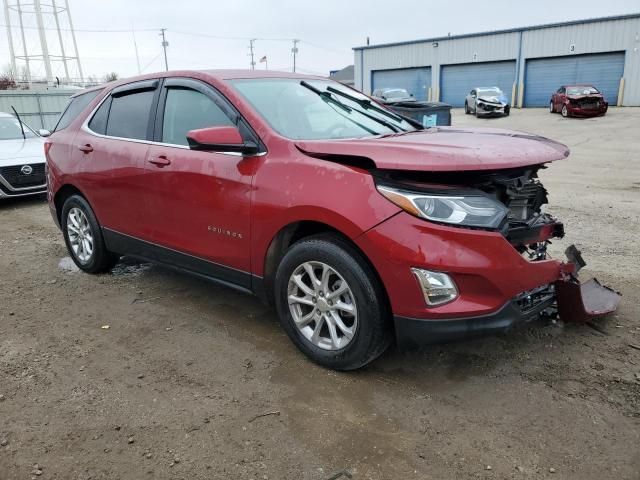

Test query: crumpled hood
[0,137,46,167]
[478,94,509,105]
[296,127,570,172]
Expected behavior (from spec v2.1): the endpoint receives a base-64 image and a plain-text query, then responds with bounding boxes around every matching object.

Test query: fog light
[411,268,458,306]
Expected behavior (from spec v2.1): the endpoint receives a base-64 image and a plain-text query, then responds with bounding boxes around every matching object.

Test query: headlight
[376,184,508,228]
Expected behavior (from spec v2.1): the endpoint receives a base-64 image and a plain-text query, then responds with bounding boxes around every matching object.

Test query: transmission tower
[3,0,84,87]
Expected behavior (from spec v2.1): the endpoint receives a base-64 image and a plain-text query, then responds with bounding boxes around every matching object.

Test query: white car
[0,112,49,199]
[464,87,511,117]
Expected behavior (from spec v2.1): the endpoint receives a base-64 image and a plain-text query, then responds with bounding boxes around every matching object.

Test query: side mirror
[410,93,414,97]
[38,129,51,137]
[186,126,259,155]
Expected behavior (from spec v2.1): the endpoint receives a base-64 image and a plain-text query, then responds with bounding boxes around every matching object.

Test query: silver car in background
[0,112,48,199]
[464,87,511,117]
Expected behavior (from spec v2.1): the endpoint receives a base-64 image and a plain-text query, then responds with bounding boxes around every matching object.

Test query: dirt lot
[1,108,639,480]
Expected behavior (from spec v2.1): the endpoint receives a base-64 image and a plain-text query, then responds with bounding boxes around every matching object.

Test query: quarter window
[161,88,233,146]
[54,89,101,132]
[106,89,155,140]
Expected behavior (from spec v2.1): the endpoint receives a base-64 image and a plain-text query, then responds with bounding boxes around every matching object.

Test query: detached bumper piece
[394,244,620,349]
[556,244,620,323]
[556,278,620,323]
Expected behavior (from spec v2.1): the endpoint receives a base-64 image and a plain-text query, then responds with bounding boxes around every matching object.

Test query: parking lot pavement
[1,108,639,480]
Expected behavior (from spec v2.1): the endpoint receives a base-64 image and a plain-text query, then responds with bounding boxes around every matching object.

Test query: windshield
[477,88,503,97]
[230,78,417,140]
[0,116,37,140]
[567,86,599,95]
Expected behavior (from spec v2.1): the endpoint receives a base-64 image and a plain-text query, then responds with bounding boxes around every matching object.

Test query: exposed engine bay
[374,165,563,250]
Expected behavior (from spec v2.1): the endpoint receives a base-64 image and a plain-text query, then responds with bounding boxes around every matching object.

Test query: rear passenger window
[88,97,111,135]
[54,89,101,132]
[161,88,233,146]
[106,90,155,140]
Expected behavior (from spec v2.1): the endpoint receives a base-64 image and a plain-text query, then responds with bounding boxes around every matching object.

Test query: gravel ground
[1,108,639,480]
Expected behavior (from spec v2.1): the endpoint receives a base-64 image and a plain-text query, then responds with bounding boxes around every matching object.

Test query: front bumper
[355,212,620,346]
[566,103,608,117]
[476,103,509,116]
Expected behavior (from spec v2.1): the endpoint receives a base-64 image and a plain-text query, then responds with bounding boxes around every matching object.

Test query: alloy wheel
[67,207,94,263]
[287,261,358,351]
[561,105,568,117]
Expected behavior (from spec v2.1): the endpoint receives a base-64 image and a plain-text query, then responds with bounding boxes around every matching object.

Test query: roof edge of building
[353,12,640,51]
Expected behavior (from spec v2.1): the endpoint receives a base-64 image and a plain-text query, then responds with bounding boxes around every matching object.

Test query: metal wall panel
[440,61,516,107]
[355,15,640,106]
[371,67,431,100]
[524,52,625,106]
[0,91,73,130]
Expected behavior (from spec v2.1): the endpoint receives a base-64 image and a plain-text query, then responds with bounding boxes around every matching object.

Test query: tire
[61,194,118,273]
[274,234,391,370]
[549,101,555,113]
[464,102,469,114]
[504,105,511,116]
[561,105,569,118]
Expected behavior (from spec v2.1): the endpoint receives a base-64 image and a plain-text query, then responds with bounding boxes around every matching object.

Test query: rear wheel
[549,101,555,113]
[464,102,470,114]
[61,195,118,273]
[274,235,391,370]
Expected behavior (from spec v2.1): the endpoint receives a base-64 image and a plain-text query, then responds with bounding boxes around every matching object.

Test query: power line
[0,22,158,33]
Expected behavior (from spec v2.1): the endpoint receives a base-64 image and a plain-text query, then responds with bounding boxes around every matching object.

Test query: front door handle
[78,144,93,153]
[148,155,171,167]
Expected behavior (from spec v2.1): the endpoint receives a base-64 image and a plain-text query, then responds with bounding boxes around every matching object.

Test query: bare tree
[103,72,119,83]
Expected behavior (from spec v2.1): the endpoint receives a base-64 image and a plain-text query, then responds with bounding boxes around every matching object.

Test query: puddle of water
[58,256,80,273]
[110,257,153,277]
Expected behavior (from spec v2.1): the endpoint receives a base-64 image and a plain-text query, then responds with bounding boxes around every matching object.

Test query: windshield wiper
[302,81,407,133]
[300,81,380,135]
[326,86,423,133]
[300,81,352,113]
[11,106,26,140]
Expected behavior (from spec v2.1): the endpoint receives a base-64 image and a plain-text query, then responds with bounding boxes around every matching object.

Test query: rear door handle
[148,155,171,167]
[78,144,93,153]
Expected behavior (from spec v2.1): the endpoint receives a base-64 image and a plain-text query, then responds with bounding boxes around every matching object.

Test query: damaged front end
[375,165,621,324]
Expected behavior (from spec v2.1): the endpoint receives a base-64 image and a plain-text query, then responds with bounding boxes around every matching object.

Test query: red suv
[46,71,619,370]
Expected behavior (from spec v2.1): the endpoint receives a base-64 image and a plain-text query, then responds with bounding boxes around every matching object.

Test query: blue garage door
[524,52,625,106]
[371,67,431,101]
[440,61,516,107]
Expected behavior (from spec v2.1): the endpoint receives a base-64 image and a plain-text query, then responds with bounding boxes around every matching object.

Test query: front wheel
[274,235,391,370]
[61,195,118,273]
[561,105,569,117]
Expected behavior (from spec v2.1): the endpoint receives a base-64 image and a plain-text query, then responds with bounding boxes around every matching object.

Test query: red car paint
[296,128,570,172]
[46,70,619,347]
[550,84,608,117]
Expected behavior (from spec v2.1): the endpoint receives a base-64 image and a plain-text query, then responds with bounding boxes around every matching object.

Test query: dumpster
[386,101,452,127]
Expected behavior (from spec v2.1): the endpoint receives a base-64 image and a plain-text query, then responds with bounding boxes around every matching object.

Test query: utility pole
[160,28,169,71]
[248,39,256,70]
[132,27,141,74]
[292,39,299,73]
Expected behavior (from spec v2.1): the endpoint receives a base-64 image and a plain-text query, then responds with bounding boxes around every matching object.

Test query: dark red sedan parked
[550,85,608,117]
[45,70,620,369]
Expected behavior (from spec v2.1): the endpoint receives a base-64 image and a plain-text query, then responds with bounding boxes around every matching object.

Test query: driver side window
[470,90,476,97]
[161,87,233,146]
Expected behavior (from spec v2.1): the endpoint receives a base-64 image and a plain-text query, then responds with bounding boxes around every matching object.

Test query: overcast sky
[1,0,639,82]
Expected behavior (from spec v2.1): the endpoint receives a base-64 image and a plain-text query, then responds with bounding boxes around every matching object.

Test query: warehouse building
[353,13,640,107]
